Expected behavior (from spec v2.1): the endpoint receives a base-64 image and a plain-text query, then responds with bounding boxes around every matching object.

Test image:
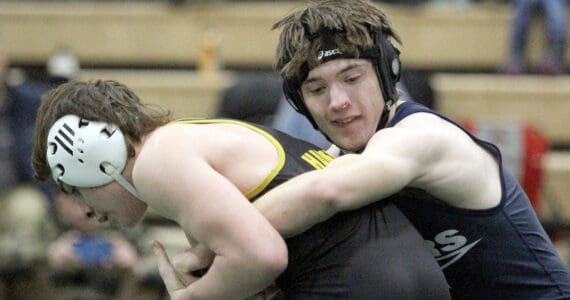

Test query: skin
[301,59,384,152]
[252,57,502,237]
[71,122,289,300]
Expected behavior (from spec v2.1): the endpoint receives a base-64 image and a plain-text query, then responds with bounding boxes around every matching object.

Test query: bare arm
[254,113,499,237]
[135,135,288,299]
[253,127,424,237]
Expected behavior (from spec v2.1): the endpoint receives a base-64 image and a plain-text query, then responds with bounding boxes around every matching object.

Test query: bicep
[323,128,435,210]
[323,152,418,210]
[178,160,281,254]
[139,154,282,256]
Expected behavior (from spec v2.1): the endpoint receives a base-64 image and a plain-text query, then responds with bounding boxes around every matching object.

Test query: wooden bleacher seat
[77,69,235,118]
[1,2,566,69]
[432,73,570,146]
[540,152,570,226]
[432,73,570,229]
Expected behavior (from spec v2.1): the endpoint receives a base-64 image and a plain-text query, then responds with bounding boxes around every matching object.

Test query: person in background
[48,192,140,300]
[501,0,567,75]
[0,37,59,300]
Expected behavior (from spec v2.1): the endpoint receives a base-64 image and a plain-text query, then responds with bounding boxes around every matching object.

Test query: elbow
[258,239,288,279]
[246,237,288,283]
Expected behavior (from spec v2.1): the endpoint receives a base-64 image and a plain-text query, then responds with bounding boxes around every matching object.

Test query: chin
[120,216,143,228]
[332,136,365,153]
[122,219,142,228]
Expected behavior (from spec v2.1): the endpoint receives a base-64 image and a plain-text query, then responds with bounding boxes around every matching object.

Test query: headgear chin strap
[283,28,401,132]
[46,114,140,199]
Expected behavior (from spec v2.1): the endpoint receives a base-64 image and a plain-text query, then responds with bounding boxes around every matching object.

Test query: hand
[171,243,215,285]
[48,231,83,270]
[152,240,195,299]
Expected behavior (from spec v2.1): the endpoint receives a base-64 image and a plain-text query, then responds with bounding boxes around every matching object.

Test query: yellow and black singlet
[171,118,333,200]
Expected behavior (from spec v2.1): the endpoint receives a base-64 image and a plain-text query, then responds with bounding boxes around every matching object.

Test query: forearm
[254,171,338,238]
[254,153,409,238]
[177,254,282,300]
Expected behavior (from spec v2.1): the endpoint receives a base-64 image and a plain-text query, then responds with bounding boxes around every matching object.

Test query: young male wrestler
[253,0,570,298]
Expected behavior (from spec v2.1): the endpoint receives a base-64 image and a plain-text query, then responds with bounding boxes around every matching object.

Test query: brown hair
[273,0,401,81]
[32,79,171,182]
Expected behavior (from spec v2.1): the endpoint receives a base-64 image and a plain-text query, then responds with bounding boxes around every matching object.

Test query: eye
[346,75,360,83]
[304,84,326,96]
[310,86,325,95]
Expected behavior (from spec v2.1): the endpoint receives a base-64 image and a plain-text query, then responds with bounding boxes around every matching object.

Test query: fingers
[192,243,216,267]
[171,244,213,285]
[151,240,185,293]
[171,251,200,286]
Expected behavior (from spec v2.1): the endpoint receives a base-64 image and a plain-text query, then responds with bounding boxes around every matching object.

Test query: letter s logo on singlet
[425,229,481,270]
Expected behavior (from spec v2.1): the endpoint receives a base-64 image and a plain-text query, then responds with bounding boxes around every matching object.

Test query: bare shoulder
[132,124,207,196]
[395,112,456,135]
[366,112,450,154]
[391,112,501,209]
[136,124,202,170]
[133,122,280,204]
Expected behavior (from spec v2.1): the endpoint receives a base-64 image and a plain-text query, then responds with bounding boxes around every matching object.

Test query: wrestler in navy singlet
[388,101,570,299]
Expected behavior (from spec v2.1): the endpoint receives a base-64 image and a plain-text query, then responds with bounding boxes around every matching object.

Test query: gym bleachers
[0,1,563,68]
[432,73,570,224]
[1,0,569,242]
[76,69,235,118]
[433,73,570,146]
[0,2,568,295]
[3,0,568,221]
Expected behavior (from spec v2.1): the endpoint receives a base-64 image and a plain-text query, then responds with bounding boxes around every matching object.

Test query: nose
[97,215,109,223]
[329,82,351,111]
[84,206,95,219]
[84,207,108,223]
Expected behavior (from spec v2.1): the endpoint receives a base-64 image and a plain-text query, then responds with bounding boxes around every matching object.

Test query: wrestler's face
[77,182,147,228]
[301,59,384,152]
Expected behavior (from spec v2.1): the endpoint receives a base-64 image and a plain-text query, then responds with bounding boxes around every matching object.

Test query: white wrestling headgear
[46,114,139,199]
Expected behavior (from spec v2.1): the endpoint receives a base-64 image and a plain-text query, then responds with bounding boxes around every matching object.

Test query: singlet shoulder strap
[170,118,286,199]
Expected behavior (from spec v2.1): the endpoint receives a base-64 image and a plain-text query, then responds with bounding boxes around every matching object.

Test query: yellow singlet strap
[170,118,286,200]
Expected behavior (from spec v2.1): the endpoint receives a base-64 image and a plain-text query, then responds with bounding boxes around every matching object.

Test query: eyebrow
[303,62,367,86]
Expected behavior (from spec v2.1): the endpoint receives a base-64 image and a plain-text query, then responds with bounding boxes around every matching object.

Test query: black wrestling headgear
[283,28,401,130]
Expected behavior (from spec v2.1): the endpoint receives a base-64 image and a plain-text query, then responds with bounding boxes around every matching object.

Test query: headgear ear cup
[46,114,140,199]
[372,30,401,106]
[282,80,320,129]
[282,80,301,112]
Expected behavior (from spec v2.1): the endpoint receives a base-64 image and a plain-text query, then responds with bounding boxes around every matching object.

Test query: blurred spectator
[501,0,567,75]
[8,46,79,195]
[0,38,59,300]
[217,72,281,126]
[0,39,16,195]
[48,192,140,300]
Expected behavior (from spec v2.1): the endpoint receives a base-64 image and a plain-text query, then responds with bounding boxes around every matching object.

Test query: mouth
[332,116,359,126]
[109,218,121,227]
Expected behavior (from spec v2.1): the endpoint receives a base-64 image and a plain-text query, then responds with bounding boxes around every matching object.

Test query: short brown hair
[32,80,171,182]
[273,0,401,81]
